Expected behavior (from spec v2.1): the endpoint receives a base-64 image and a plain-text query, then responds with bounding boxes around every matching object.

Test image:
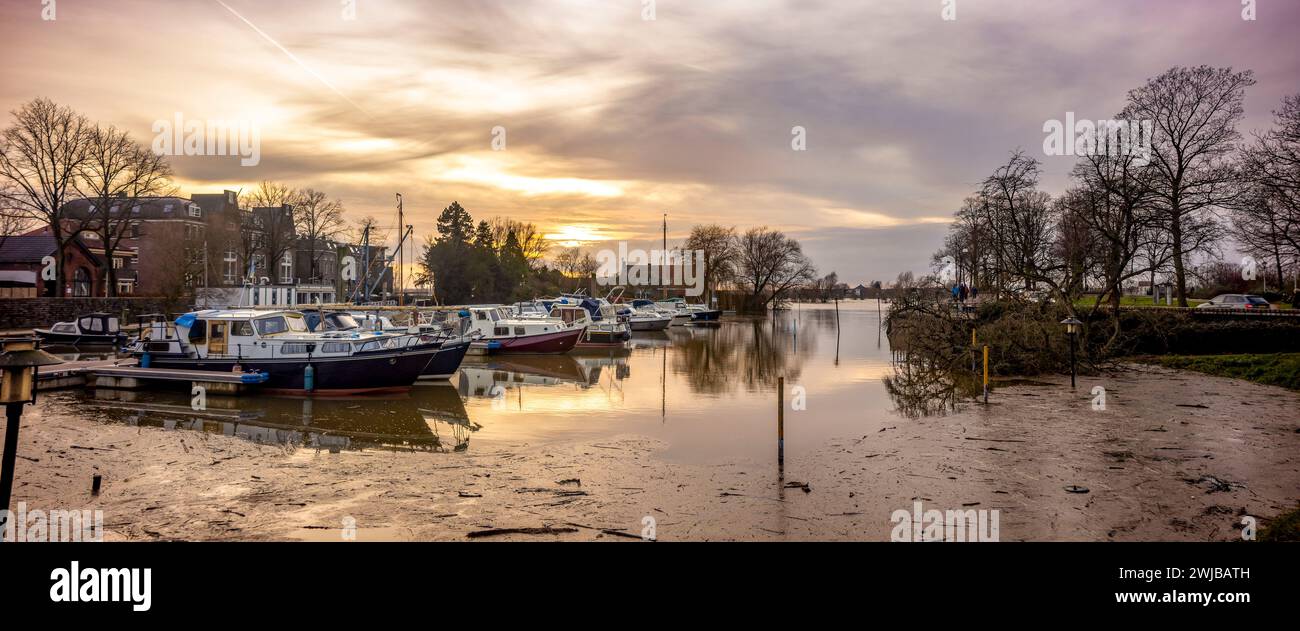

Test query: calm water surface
[38,301,957,465]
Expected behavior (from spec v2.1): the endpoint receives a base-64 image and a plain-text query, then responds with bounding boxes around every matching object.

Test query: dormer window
[163,204,173,214]
[188,205,201,218]
[132,205,141,214]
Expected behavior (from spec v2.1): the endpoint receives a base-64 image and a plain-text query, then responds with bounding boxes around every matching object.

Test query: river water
[36,301,958,465]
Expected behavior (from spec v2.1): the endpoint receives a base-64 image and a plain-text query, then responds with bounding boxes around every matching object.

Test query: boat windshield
[326,313,360,330]
[255,314,309,336]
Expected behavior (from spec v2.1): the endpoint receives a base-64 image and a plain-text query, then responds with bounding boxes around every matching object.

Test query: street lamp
[0,338,62,541]
[1060,317,1082,389]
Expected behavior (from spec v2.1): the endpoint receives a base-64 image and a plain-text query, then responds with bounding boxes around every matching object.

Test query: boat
[304,309,474,381]
[655,297,722,323]
[125,310,444,395]
[551,294,631,345]
[464,306,585,354]
[627,300,675,331]
[34,313,127,346]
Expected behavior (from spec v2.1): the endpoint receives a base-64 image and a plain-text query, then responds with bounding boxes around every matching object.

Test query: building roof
[62,196,203,221]
[0,235,57,263]
[0,234,102,265]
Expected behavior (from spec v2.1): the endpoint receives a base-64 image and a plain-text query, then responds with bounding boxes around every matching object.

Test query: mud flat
[6,364,1298,541]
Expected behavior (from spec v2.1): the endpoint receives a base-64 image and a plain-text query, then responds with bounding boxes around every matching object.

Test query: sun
[545,224,603,247]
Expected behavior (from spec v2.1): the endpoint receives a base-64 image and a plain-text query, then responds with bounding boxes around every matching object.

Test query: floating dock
[38,360,268,394]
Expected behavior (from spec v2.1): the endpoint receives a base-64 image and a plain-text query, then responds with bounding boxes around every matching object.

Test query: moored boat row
[34,294,722,395]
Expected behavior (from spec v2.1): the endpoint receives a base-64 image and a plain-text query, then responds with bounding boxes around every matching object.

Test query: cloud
[1,0,1296,282]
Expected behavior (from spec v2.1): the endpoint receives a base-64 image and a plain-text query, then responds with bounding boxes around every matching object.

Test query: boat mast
[396,193,403,306]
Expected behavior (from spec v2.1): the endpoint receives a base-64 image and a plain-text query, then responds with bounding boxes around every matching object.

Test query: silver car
[1196,294,1272,310]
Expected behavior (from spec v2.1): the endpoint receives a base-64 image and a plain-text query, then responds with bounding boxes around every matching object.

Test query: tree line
[0,97,373,297]
[417,201,568,305]
[936,66,1300,312]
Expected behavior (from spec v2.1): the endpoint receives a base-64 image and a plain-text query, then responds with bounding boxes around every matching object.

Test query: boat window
[255,316,289,336]
[280,343,311,355]
[284,313,309,332]
[357,340,382,352]
[514,326,526,336]
[189,320,208,343]
[327,313,359,330]
[210,323,226,341]
[52,323,76,333]
[321,342,351,354]
[231,321,255,336]
[494,327,509,336]
[489,310,500,322]
[475,311,487,321]
[80,317,104,332]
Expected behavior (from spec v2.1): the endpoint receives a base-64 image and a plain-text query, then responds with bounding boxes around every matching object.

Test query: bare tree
[294,188,346,281]
[76,124,175,295]
[1237,94,1300,290]
[244,180,302,209]
[1125,66,1255,306]
[1067,123,1162,311]
[683,223,740,304]
[0,98,91,297]
[736,226,817,312]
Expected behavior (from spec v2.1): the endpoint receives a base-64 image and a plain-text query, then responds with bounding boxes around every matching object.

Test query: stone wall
[0,297,183,331]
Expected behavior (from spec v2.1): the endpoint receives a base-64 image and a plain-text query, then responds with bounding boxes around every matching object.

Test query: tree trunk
[1169,207,1188,307]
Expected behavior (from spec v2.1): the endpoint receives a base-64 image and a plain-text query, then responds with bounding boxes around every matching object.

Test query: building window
[72,267,92,297]
[188,204,201,218]
[132,205,141,214]
[117,280,132,295]
[280,253,293,284]
[112,257,124,269]
[163,204,173,214]
[321,256,334,279]
[223,250,238,284]
[252,254,266,277]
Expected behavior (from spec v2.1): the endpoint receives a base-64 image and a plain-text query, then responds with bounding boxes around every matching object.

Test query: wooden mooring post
[777,376,785,468]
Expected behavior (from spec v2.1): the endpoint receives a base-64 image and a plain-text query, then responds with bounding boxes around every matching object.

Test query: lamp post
[1060,317,1082,389]
[0,338,63,541]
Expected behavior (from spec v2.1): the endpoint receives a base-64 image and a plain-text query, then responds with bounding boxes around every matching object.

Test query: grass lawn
[1261,505,1300,542]
[1076,295,1207,308]
[1139,353,1300,391]
[1077,295,1294,309]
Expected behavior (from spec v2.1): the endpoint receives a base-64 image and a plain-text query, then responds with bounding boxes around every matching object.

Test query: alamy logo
[50,561,151,612]
[1241,255,1258,281]
[595,242,705,296]
[151,112,261,166]
[1043,113,1153,166]
[890,501,1000,542]
[1,502,103,542]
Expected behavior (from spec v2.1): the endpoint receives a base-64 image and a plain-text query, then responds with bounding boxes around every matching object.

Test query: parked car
[1196,294,1273,310]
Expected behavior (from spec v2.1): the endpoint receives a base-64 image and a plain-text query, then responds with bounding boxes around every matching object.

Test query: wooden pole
[983,345,989,404]
[777,376,785,467]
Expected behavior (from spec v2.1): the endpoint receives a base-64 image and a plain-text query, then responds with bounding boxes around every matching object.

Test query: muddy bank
[5,364,1298,541]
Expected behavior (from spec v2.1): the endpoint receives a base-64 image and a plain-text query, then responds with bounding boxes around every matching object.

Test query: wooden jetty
[38,359,268,394]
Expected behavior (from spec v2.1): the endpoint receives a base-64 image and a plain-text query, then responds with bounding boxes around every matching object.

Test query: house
[0,233,106,297]
[62,195,208,293]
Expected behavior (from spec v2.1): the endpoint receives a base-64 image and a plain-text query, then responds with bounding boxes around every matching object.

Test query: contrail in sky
[213,0,366,113]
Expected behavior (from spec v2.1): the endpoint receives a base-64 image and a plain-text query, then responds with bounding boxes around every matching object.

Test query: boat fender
[304,364,315,392]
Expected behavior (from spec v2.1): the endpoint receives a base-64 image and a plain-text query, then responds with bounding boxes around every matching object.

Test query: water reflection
[43,302,990,464]
[669,318,813,395]
[882,351,980,418]
[76,385,475,452]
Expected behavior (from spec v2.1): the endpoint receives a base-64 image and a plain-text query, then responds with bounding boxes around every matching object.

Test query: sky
[2,0,1298,285]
